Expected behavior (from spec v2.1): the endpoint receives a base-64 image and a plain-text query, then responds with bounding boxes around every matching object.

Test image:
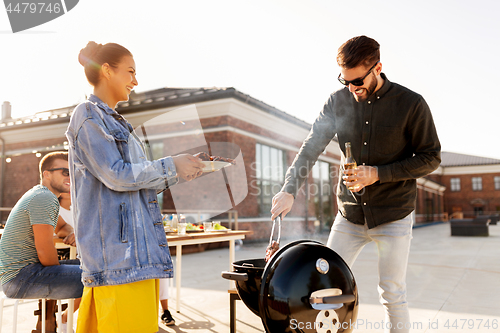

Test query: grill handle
[309,294,356,304]
[221,271,248,282]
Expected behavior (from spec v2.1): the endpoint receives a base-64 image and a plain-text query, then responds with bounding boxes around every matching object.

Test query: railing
[0,207,13,227]
[453,211,500,219]
[449,212,463,220]
[1,207,239,231]
[161,209,239,230]
[415,212,449,223]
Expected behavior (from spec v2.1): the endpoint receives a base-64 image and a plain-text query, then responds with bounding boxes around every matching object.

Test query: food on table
[194,152,236,165]
[185,223,203,231]
[213,223,227,231]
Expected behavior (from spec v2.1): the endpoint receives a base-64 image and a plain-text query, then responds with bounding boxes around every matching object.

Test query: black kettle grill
[222,239,359,333]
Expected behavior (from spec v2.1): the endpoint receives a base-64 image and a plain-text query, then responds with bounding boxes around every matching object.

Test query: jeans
[1,259,83,299]
[326,212,413,333]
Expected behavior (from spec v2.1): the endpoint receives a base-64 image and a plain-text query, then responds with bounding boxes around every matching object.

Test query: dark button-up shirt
[282,74,441,228]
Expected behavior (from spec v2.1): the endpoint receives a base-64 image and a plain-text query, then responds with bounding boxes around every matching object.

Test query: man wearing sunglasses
[0,151,83,303]
[271,36,440,333]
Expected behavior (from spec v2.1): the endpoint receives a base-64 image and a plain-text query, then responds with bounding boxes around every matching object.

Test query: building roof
[3,87,500,169]
[0,87,312,131]
[441,151,500,167]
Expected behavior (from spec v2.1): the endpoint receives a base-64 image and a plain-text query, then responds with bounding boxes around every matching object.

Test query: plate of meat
[195,152,236,173]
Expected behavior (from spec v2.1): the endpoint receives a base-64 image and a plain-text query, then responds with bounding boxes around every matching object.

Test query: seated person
[56,192,76,250]
[58,192,73,227]
[0,152,83,328]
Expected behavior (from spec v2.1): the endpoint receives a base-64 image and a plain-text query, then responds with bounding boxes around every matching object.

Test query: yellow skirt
[76,279,159,333]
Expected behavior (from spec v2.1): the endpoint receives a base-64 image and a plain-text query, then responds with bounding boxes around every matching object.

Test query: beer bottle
[171,214,178,230]
[344,142,358,191]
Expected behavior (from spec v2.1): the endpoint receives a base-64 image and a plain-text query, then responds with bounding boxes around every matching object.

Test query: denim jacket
[65,95,178,287]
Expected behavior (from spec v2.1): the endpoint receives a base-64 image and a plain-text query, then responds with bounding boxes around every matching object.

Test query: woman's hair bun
[78,41,103,67]
[79,41,132,86]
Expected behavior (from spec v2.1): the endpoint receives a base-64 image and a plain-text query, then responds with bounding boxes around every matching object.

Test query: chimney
[2,101,12,121]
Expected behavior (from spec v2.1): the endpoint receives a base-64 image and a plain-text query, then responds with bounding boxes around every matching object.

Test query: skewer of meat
[265,214,282,262]
[265,241,280,262]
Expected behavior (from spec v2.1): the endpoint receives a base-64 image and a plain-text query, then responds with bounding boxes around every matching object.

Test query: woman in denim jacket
[66,41,204,333]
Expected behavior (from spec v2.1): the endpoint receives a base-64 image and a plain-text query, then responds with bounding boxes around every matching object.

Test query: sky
[1,0,499,160]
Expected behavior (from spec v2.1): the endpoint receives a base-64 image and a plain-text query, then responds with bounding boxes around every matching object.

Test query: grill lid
[258,240,358,333]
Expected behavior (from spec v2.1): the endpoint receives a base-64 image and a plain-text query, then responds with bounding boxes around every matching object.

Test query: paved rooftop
[2,221,499,332]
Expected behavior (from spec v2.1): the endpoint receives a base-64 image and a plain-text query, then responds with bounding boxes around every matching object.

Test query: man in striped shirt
[0,151,83,302]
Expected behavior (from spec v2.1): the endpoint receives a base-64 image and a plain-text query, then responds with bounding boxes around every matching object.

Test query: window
[150,141,165,210]
[472,177,482,191]
[495,176,500,190]
[450,178,460,192]
[151,142,164,161]
[312,161,333,230]
[255,143,286,215]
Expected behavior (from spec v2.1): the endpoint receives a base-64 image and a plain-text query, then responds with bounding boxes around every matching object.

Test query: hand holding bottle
[342,142,379,192]
[343,165,379,192]
[343,142,359,191]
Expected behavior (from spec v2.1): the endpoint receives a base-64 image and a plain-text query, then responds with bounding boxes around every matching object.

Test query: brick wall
[0,124,447,238]
[159,113,331,220]
[157,114,341,239]
[234,219,320,242]
[3,153,41,205]
[0,137,67,221]
[439,173,500,216]
[415,185,445,223]
[1,110,451,240]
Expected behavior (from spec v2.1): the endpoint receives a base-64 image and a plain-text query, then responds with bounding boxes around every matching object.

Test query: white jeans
[159,278,170,300]
[326,212,413,333]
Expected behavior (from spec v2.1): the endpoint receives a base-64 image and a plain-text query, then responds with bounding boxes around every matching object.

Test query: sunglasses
[47,168,70,177]
[338,61,379,87]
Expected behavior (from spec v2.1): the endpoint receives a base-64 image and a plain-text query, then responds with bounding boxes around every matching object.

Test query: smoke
[132,104,248,220]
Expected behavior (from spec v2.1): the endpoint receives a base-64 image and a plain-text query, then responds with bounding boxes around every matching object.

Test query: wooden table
[166,230,252,313]
[54,238,77,260]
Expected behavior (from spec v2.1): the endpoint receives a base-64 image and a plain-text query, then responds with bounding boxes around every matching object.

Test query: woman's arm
[74,117,179,192]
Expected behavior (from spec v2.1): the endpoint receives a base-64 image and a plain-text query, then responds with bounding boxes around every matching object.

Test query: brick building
[415,177,446,223]
[429,152,500,218]
[0,87,446,240]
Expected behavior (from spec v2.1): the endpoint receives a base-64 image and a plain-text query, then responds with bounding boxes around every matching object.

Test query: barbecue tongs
[269,214,282,246]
